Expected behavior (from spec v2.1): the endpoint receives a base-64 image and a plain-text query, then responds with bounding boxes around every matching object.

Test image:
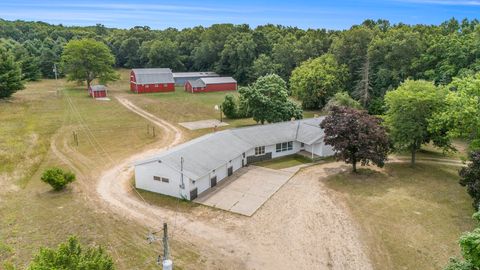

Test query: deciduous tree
[459,151,480,210]
[430,73,480,149]
[61,38,118,90]
[324,91,362,112]
[240,74,302,124]
[320,106,390,172]
[290,53,348,109]
[444,212,480,270]
[384,80,449,166]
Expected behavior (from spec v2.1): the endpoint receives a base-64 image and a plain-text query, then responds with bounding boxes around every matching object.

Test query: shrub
[222,94,238,119]
[41,167,76,191]
[459,151,480,210]
[28,236,114,270]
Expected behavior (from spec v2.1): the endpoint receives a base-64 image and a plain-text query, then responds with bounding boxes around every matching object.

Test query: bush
[28,236,114,270]
[41,167,76,191]
[222,94,238,119]
[459,151,480,210]
[324,92,362,112]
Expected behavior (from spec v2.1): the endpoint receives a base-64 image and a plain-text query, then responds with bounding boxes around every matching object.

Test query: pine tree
[0,46,24,99]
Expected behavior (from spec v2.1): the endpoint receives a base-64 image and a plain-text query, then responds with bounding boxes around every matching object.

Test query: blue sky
[0,0,479,30]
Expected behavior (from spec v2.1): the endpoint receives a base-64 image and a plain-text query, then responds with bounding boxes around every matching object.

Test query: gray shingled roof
[136,117,326,180]
[90,85,106,91]
[132,68,174,84]
[201,77,237,85]
[173,72,219,78]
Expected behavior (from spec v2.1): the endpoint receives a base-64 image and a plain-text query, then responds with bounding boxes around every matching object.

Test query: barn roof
[201,77,237,85]
[187,79,206,88]
[173,72,219,78]
[136,117,326,180]
[132,68,174,84]
[90,85,106,91]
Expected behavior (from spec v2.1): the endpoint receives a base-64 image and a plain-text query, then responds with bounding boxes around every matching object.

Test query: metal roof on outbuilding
[200,77,237,85]
[173,72,219,78]
[136,117,326,180]
[90,85,107,91]
[132,68,175,84]
[187,79,206,88]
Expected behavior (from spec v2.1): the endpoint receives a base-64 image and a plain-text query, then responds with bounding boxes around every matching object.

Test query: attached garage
[130,68,175,93]
[89,85,107,98]
[185,77,237,93]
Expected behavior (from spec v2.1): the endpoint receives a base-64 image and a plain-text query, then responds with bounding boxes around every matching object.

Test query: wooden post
[153,127,156,137]
[147,124,150,135]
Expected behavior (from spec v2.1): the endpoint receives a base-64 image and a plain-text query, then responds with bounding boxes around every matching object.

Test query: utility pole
[147,223,173,270]
[219,104,223,122]
[53,63,59,96]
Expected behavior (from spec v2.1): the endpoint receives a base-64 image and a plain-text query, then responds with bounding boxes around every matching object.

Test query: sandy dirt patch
[179,119,229,130]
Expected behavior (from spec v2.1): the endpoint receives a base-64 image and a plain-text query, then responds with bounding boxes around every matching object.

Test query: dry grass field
[0,70,476,269]
[0,78,204,269]
[325,162,475,270]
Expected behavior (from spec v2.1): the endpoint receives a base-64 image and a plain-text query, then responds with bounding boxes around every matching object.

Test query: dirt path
[91,96,374,269]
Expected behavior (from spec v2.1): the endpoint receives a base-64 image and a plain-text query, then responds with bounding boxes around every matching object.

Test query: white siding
[194,174,210,194]
[231,155,243,171]
[270,141,301,158]
[216,163,228,182]
[135,162,189,199]
[321,143,335,156]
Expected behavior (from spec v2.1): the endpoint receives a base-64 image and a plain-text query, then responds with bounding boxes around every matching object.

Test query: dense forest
[0,18,479,112]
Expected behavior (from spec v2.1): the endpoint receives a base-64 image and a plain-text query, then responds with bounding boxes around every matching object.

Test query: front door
[228,166,233,176]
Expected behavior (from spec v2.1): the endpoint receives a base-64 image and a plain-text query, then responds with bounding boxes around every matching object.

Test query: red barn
[89,85,107,98]
[185,77,237,93]
[130,68,175,93]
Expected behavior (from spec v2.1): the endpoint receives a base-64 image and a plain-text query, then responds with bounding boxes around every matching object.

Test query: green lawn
[255,154,312,170]
[110,69,323,139]
[325,162,475,270]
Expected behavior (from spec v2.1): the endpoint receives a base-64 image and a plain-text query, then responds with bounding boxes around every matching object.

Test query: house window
[164,84,168,87]
[276,141,293,152]
[301,142,305,148]
[255,146,265,156]
[155,84,159,87]
[153,176,169,183]
[146,85,149,88]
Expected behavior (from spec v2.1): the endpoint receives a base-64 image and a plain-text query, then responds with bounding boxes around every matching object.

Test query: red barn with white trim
[185,77,237,93]
[89,85,107,98]
[130,68,175,93]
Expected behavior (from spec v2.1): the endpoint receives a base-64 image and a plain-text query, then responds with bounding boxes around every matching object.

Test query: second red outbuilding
[184,77,237,93]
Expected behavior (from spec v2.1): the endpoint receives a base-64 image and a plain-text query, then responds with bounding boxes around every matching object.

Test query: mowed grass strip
[255,154,312,170]
[325,162,475,270]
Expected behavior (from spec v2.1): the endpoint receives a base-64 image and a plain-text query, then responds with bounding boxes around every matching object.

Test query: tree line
[1,18,479,109]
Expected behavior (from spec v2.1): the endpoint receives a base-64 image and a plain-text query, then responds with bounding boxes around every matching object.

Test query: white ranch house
[134,117,334,200]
